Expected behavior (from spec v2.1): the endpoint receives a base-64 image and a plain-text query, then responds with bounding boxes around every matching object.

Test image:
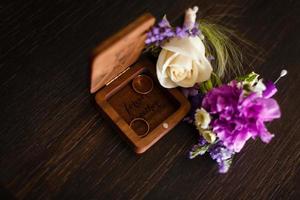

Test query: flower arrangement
[187,72,283,173]
[145,6,286,173]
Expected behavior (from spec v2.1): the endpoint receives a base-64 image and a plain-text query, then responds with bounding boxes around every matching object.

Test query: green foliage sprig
[199,20,258,79]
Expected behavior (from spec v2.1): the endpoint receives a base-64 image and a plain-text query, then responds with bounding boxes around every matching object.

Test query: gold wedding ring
[132,74,153,94]
[129,118,150,137]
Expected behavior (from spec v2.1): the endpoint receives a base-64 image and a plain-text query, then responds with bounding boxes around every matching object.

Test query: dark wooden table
[1,0,299,199]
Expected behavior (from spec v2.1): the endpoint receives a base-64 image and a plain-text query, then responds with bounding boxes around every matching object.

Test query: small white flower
[252,79,266,96]
[202,130,217,143]
[194,108,211,129]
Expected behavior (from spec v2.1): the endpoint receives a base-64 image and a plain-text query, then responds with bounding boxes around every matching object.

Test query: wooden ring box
[90,13,190,153]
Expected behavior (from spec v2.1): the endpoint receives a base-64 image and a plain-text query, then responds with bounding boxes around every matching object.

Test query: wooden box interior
[107,63,180,135]
[91,14,190,153]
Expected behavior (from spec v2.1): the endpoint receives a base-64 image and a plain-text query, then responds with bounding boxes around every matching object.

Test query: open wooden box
[90,13,190,153]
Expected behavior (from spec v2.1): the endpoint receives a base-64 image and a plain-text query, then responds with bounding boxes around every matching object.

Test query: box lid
[90,13,155,93]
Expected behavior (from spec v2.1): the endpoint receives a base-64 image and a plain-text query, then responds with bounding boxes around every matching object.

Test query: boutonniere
[145,6,286,173]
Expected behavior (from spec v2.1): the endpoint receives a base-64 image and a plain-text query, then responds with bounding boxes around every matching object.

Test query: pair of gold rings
[129,74,153,137]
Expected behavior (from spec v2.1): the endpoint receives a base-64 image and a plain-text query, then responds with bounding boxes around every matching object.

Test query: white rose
[156,36,212,88]
[194,108,211,129]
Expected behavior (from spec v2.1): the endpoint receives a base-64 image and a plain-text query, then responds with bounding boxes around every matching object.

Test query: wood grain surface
[0,0,299,199]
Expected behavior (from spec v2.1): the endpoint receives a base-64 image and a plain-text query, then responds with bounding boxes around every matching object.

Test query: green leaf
[236,71,259,86]
[210,72,222,86]
[199,83,208,94]
[199,73,222,94]
[189,144,210,159]
[204,79,213,91]
[143,45,161,57]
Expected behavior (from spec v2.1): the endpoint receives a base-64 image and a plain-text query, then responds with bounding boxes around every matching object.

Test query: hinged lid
[90,13,155,93]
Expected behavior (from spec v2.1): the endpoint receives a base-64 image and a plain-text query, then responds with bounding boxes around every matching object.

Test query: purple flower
[182,85,204,123]
[202,81,281,152]
[198,136,208,145]
[158,19,170,27]
[145,18,173,46]
[145,19,201,46]
[209,142,234,173]
[175,26,189,38]
[181,85,199,97]
[207,55,215,62]
[190,23,202,36]
[188,136,209,159]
